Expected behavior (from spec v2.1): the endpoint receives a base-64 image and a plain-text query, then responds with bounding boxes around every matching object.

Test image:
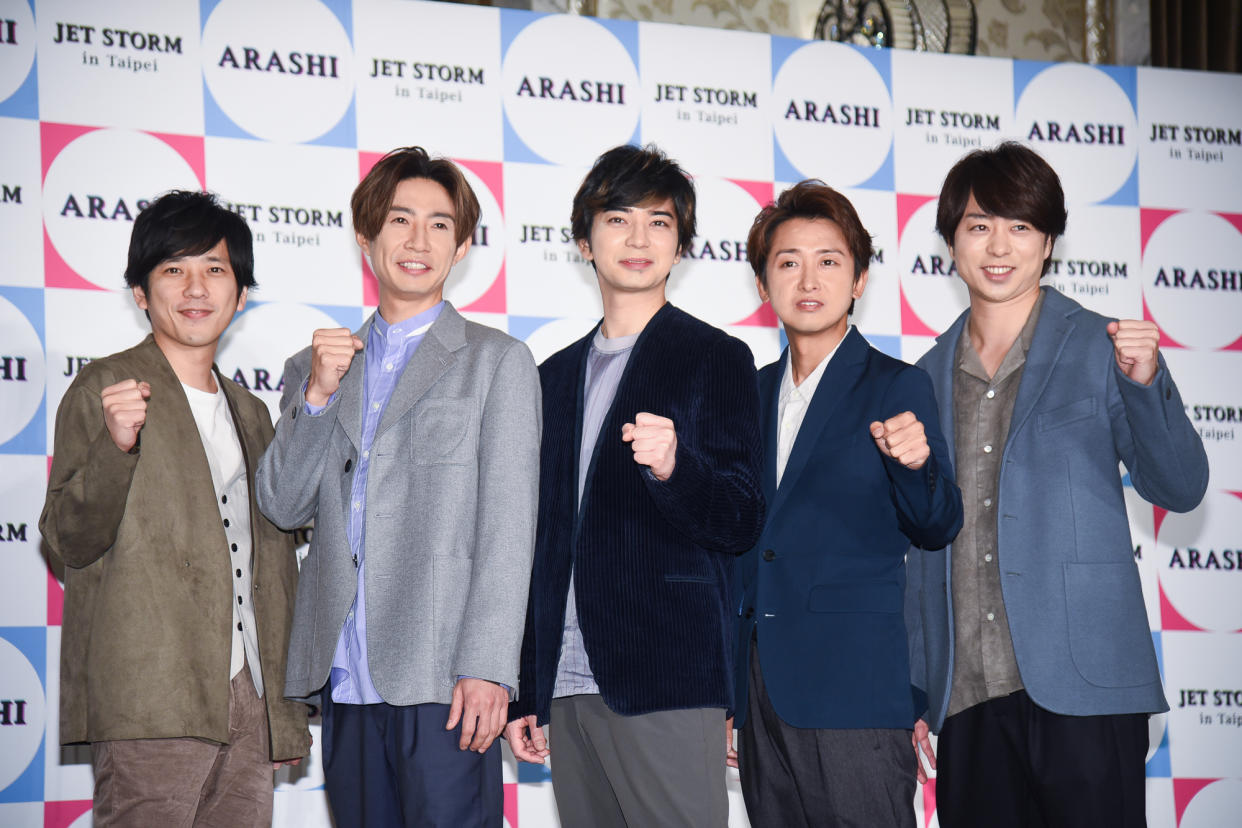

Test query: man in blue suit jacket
[728,181,963,827]
[907,143,1209,827]
[504,145,764,827]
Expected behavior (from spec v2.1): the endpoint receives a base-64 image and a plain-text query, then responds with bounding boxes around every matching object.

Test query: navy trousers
[320,691,502,828]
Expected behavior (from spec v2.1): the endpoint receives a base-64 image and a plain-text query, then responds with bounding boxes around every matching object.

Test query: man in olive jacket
[40,191,310,827]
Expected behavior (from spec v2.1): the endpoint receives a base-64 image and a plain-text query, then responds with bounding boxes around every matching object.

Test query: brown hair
[747,179,873,290]
[936,142,1067,276]
[351,146,480,247]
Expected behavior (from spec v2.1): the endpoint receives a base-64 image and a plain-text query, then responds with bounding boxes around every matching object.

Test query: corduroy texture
[512,303,765,725]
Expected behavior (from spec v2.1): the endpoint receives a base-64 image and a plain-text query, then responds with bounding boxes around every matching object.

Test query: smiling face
[132,237,246,357]
[950,192,1053,310]
[758,217,867,350]
[359,176,470,323]
[579,197,682,301]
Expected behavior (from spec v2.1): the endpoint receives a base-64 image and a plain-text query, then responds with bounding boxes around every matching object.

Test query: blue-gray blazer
[907,287,1209,732]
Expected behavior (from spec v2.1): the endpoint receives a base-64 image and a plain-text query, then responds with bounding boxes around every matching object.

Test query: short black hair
[936,142,1067,276]
[571,144,696,255]
[124,190,255,295]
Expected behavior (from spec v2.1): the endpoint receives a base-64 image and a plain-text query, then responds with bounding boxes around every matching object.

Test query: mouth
[620,258,654,270]
[179,308,213,319]
[795,299,823,311]
[982,265,1014,280]
[397,260,430,274]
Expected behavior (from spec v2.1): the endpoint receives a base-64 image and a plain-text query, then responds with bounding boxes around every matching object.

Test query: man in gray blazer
[256,147,541,828]
[906,142,1209,827]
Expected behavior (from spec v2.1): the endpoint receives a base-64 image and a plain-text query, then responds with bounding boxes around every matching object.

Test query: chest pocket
[408,397,475,465]
[1037,396,1096,432]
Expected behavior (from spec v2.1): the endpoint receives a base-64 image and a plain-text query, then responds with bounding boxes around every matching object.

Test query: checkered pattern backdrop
[1,1,1240,825]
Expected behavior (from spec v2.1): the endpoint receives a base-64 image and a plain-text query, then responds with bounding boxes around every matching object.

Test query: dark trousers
[936,690,1148,828]
[320,691,502,828]
[738,645,915,828]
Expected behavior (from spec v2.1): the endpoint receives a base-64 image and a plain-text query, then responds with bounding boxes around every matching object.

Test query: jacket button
[762,549,775,562]
[744,607,754,619]
[344,458,353,473]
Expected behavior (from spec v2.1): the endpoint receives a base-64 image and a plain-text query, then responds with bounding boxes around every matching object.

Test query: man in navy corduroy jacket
[505,144,765,827]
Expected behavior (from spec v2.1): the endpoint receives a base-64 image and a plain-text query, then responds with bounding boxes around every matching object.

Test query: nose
[986,228,1012,256]
[184,269,208,297]
[627,221,650,248]
[406,222,430,251]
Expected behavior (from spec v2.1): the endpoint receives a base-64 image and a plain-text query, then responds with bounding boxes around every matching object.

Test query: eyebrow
[389,206,456,221]
[605,206,675,219]
[774,247,844,256]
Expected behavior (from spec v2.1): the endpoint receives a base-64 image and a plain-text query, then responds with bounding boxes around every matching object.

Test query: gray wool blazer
[256,303,541,705]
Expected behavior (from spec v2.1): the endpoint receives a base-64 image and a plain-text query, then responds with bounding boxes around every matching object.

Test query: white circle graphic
[667,177,763,327]
[897,199,970,335]
[42,128,199,290]
[1156,490,1242,633]
[215,302,345,424]
[502,16,640,166]
[520,317,597,365]
[1180,779,1242,828]
[0,0,35,103]
[772,42,892,187]
[1143,211,1242,350]
[202,0,354,143]
[1014,65,1138,205]
[446,165,505,310]
[0,296,46,446]
[0,636,46,791]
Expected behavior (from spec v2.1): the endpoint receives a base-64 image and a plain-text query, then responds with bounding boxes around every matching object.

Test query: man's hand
[725,716,738,769]
[272,758,303,769]
[446,678,509,753]
[913,718,936,784]
[870,411,930,470]
[1107,319,1160,386]
[504,714,550,764]
[101,379,151,453]
[306,328,364,407]
[622,412,677,481]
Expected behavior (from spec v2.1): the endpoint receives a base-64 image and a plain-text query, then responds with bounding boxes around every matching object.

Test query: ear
[577,237,593,262]
[755,275,770,304]
[452,235,472,266]
[853,268,870,299]
[1042,234,1053,261]
[131,285,149,311]
[356,232,371,258]
[236,286,248,313]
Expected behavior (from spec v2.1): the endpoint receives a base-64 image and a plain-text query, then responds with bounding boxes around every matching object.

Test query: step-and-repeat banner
[1,0,1240,825]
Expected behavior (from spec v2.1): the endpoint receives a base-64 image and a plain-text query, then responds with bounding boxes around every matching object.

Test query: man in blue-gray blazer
[257,147,540,828]
[907,142,1209,827]
[728,180,962,827]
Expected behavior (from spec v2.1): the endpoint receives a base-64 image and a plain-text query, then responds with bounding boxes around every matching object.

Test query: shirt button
[221,494,228,504]
[385,362,393,371]
[231,543,238,552]
[237,622,243,631]
[353,501,361,510]
[238,596,243,605]
[223,518,230,528]
[983,498,992,508]
[983,444,993,453]
[986,389,996,399]
[372,402,380,411]
[984,553,993,562]
[986,612,995,621]
[363,450,370,459]
[236,568,242,578]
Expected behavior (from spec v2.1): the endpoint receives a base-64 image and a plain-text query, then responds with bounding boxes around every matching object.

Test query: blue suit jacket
[734,328,962,730]
[512,303,765,725]
[907,287,1209,732]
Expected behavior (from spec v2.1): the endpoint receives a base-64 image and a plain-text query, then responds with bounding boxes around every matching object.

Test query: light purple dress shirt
[307,302,443,704]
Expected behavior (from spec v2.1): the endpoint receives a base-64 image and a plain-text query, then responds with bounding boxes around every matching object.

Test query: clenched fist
[1107,319,1160,386]
[306,327,364,406]
[869,411,930,470]
[622,412,677,481]
[101,379,151,453]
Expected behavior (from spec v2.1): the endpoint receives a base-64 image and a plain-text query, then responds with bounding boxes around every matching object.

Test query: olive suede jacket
[40,335,310,760]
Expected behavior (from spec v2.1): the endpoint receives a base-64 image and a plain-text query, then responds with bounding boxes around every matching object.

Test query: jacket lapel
[332,318,373,451]
[765,328,868,520]
[758,355,783,510]
[1006,287,1075,450]
[374,304,466,443]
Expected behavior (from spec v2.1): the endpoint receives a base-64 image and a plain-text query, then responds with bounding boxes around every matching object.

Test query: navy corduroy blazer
[512,303,765,725]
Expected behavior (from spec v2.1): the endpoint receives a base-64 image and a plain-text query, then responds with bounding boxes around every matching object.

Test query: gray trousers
[738,646,915,828]
[549,694,729,827]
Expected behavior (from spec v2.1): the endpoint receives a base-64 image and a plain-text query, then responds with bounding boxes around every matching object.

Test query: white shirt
[182,381,263,696]
[775,328,851,487]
